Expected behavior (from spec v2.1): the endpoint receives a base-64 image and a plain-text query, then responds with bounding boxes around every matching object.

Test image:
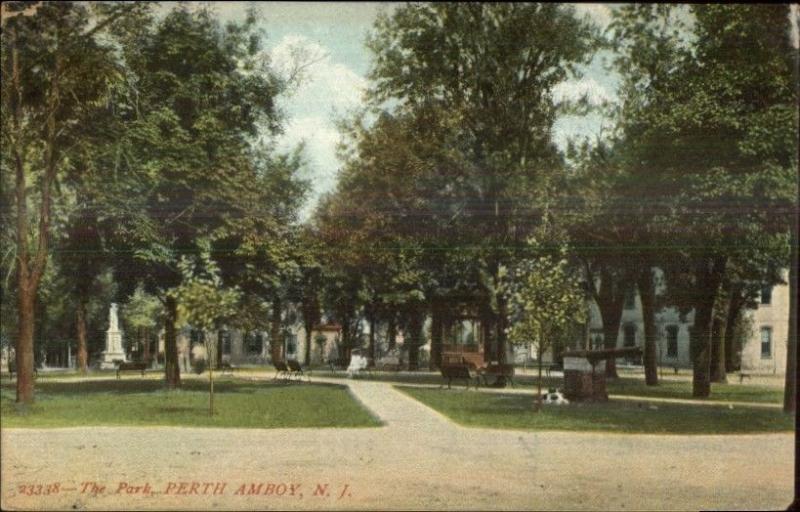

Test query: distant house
[580,269,790,375]
[155,319,347,369]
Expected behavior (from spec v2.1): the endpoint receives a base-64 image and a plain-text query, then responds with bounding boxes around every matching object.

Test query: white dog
[541,388,569,405]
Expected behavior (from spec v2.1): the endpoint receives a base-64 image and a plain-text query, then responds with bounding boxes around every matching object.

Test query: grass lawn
[0,377,381,429]
[313,370,783,404]
[605,377,783,404]
[398,386,794,435]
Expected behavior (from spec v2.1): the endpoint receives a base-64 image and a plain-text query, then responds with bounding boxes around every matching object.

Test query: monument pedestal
[100,303,127,369]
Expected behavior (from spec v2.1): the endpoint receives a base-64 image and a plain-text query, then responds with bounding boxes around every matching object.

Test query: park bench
[7,361,38,380]
[738,372,751,383]
[273,361,290,380]
[219,362,237,375]
[287,360,311,382]
[116,361,148,379]
[328,358,348,374]
[440,364,481,389]
[481,363,516,387]
[545,362,563,377]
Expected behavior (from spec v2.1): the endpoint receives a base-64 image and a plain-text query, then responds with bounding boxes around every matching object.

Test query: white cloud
[277,116,341,186]
[573,3,614,31]
[269,35,368,217]
[270,34,367,115]
[552,76,616,107]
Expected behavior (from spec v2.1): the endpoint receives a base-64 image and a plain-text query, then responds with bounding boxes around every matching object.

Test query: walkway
[1,377,794,511]
[312,373,785,409]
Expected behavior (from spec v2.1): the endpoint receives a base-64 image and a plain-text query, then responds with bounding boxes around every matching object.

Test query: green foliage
[173,243,241,333]
[124,284,161,330]
[506,238,587,355]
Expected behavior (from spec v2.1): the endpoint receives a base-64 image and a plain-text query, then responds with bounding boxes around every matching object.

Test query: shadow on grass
[0,377,332,397]
[397,386,793,434]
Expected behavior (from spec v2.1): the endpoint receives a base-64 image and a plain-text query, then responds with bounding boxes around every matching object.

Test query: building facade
[583,270,790,375]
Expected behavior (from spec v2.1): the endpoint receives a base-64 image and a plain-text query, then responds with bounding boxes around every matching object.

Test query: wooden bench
[738,372,751,383]
[7,362,38,380]
[273,361,290,380]
[328,358,348,374]
[482,363,516,387]
[116,362,148,379]
[219,362,237,375]
[287,360,311,382]
[440,364,480,389]
[545,363,563,377]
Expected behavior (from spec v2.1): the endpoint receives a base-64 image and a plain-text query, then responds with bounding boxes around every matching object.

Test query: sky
[154,2,799,218]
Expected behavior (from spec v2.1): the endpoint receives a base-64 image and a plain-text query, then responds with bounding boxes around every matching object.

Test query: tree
[609,5,797,397]
[123,284,161,365]
[563,141,639,380]
[104,5,289,388]
[174,243,241,415]
[366,4,599,370]
[507,235,587,411]
[1,2,143,403]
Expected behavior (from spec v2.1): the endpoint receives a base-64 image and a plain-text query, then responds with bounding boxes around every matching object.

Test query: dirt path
[1,379,794,511]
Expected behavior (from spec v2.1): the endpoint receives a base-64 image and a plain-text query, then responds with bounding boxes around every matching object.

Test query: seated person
[346,353,368,377]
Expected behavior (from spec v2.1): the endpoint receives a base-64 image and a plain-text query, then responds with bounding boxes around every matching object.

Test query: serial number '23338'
[18,483,61,496]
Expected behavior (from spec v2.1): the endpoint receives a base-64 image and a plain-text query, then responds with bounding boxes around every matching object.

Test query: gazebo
[439,304,485,368]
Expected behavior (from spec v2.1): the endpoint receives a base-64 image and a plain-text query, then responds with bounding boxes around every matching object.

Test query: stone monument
[99,303,127,369]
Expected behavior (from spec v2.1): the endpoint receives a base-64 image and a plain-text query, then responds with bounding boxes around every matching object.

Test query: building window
[624,288,636,310]
[666,325,679,358]
[760,327,772,358]
[190,329,205,344]
[245,332,263,354]
[623,324,636,347]
[286,333,297,357]
[760,285,772,305]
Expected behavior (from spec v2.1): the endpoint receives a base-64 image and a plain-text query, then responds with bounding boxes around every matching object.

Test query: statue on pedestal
[99,303,127,369]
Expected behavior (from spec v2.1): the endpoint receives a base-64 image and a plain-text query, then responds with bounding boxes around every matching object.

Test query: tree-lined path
[1,377,793,510]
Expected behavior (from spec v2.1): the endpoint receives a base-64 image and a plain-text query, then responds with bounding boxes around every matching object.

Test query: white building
[583,269,790,375]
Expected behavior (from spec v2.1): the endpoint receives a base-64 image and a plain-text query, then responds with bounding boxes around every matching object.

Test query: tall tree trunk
[496,295,508,364]
[164,295,180,389]
[710,308,727,383]
[535,331,544,412]
[407,313,422,371]
[724,285,744,372]
[143,327,151,364]
[16,286,36,403]
[783,0,799,416]
[215,330,223,368]
[430,301,443,370]
[270,299,283,363]
[493,296,509,387]
[691,256,727,398]
[637,266,658,386]
[10,26,60,403]
[76,300,88,374]
[338,318,349,364]
[387,312,397,351]
[480,304,494,363]
[597,266,626,379]
[368,315,376,366]
[304,321,313,365]
[784,210,797,413]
